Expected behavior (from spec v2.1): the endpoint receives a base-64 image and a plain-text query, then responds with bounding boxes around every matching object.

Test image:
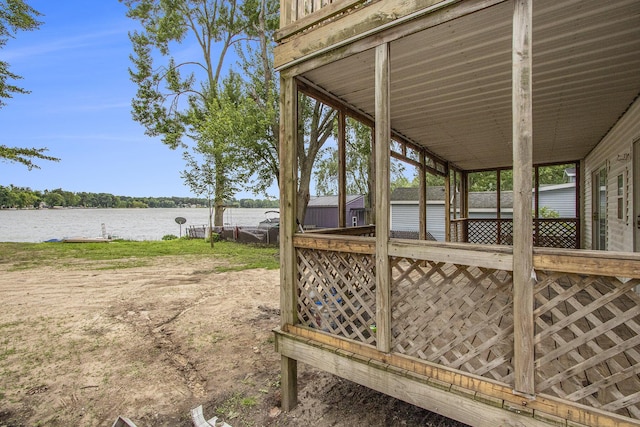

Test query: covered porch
[275,0,640,425]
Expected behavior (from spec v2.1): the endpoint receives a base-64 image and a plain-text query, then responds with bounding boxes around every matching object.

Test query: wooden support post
[338,110,347,228]
[512,0,535,397]
[461,170,469,219]
[279,74,299,410]
[419,151,427,240]
[369,127,376,225]
[444,169,451,242]
[375,42,391,353]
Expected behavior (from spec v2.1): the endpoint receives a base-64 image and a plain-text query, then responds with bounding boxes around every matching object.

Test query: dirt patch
[0,256,466,427]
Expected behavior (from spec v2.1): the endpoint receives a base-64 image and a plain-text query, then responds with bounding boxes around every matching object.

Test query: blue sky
[1,1,275,199]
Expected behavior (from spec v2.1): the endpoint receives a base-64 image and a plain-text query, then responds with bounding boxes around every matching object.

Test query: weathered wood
[419,151,427,240]
[338,109,347,228]
[278,326,640,427]
[388,238,513,270]
[280,0,292,27]
[375,42,391,353]
[293,233,375,254]
[275,0,509,70]
[279,75,299,410]
[533,248,640,279]
[512,0,535,396]
[444,169,451,242]
[275,0,365,40]
[302,225,375,236]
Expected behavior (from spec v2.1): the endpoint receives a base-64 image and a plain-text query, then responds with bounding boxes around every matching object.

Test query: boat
[258,210,279,229]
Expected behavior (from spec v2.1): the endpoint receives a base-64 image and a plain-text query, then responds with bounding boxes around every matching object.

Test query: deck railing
[291,229,640,423]
[450,218,580,249]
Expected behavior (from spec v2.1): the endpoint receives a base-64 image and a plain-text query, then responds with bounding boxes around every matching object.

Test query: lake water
[0,208,275,242]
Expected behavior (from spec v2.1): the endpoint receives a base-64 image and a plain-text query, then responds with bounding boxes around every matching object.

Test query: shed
[304,194,366,228]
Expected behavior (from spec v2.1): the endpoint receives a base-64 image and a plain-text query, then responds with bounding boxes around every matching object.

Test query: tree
[123,0,255,226]
[182,150,217,247]
[233,0,337,225]
[0,1,60,169]
[0,145,59,170]
[0,0,41,107]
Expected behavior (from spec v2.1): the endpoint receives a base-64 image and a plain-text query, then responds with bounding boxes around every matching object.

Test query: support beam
[419,151,427,240]
[444,170,451,242]
[338,110,347,228]
[374,43,391,353]
[512,0,535,397]
[279,75,299,409]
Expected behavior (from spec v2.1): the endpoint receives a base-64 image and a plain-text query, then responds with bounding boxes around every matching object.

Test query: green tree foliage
[122,0,259,225]
[0,145,59,170]
[0,185,282,209]
[0,0,42,107]
[0,1,60,170]
[314,118,372,196]
[234,0,279,195]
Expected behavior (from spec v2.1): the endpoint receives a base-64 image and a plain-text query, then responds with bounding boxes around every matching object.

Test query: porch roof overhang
[283,0,640,171]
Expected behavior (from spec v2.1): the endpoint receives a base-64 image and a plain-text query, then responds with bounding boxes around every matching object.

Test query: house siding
[538,184,576,217]
[390,203,446,241]
[584,96,640,252]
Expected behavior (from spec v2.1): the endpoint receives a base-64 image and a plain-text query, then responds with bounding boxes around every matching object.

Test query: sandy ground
[0,255,467,427]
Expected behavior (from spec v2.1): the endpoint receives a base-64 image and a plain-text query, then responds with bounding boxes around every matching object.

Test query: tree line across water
[0,185,279,210]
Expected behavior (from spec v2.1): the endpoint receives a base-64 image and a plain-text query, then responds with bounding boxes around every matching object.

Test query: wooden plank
[338,110,347,228]
[511,0,534,397]
[302,225,375,235]
[533,248,640,279]
[388,239,513,270]
[278,326,640,427]
[280,0,291,27]
[275,328,567,427]
[275,0,366,41]
[444,169,451,241]
[375,43,391,353]
[275,0,509,70]
[278,75,299,410]
[293,233,375,254]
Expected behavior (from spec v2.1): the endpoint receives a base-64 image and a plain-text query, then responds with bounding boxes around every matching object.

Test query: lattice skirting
[390,257,515,384]
[296,248,376,345]
[534,271,640,419]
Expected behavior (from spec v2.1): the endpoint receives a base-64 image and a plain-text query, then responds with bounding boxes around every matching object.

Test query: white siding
[390,203,447,241]
[538,184,576,217]
[584,97,640,252]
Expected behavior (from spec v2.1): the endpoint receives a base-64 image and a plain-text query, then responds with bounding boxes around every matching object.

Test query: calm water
[0,208,275,242]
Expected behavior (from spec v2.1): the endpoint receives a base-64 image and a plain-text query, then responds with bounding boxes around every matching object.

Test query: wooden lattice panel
[467,219,514,246]
[534,271,640,419]
[296,248,376,345]
[534,219,578,249]
[390,257,515,383]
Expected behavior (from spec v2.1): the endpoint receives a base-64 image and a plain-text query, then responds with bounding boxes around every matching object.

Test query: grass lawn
[0,239,280,271]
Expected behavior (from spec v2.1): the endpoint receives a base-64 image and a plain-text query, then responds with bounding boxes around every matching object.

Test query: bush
[204,232,220,243]
[162,234,179,241]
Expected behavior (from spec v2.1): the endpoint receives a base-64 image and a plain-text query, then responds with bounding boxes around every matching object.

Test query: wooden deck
[283,231,640,425]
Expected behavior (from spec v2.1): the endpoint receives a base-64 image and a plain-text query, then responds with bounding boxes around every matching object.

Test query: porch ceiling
[300,0,640,171]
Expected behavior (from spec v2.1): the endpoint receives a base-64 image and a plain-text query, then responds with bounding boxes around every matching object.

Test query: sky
[1,1,277,199]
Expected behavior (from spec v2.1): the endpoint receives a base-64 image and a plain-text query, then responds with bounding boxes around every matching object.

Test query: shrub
[162,234,179,241]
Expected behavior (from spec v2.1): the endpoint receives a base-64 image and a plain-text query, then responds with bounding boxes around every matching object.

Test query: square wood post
[512,0,535,397]
[338,110,347,228]
[279,74,298,409]
[375,43,391,353]
[419,151,427,240]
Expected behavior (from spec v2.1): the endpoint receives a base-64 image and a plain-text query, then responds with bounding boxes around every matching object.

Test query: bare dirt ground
[0,255,467,427]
